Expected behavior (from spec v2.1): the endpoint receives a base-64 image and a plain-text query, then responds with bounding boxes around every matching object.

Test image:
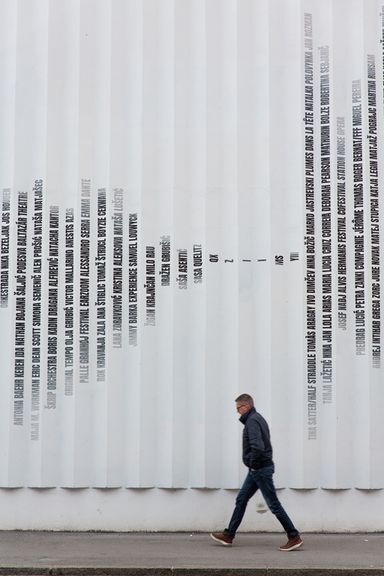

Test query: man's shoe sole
[279,540,303,551]
[210,533,233,546]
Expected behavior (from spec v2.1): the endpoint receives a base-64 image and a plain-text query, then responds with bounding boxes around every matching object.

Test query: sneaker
[210,531,234,546]
[279,535,303,551]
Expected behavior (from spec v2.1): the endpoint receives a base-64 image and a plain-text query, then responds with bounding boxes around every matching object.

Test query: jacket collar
[239,406,256,424]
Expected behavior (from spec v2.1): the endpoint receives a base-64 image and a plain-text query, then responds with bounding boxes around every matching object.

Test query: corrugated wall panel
[0,0,384,499]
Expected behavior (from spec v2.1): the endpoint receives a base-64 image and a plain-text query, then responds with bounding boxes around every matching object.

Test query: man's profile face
[236,402,251,415]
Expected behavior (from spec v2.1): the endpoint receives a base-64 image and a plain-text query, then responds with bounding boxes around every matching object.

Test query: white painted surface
[0,0,383,530]
[0,488,382,532]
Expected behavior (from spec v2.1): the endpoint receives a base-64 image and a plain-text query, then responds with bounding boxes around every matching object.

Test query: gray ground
[0,531,382,575]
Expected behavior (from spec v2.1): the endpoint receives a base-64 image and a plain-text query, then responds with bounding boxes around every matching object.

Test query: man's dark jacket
[240,407,273,470]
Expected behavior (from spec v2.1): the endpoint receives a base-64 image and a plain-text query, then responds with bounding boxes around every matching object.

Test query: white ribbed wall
[0,0,384,530]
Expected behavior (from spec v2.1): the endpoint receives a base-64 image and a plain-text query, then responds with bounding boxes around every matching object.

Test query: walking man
[210,394,302,551]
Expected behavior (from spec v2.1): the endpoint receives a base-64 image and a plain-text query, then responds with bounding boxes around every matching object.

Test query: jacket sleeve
[247,418,265,468]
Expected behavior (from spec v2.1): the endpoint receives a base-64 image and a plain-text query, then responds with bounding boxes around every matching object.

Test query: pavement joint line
[0,566,384,576]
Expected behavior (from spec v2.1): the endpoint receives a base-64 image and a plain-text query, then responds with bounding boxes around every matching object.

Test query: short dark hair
[235,393,254,405]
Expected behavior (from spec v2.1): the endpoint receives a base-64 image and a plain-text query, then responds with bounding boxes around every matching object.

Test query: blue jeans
[226,465,299,539]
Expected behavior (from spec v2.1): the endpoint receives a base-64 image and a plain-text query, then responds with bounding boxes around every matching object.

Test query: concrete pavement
[0,531,382,575]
